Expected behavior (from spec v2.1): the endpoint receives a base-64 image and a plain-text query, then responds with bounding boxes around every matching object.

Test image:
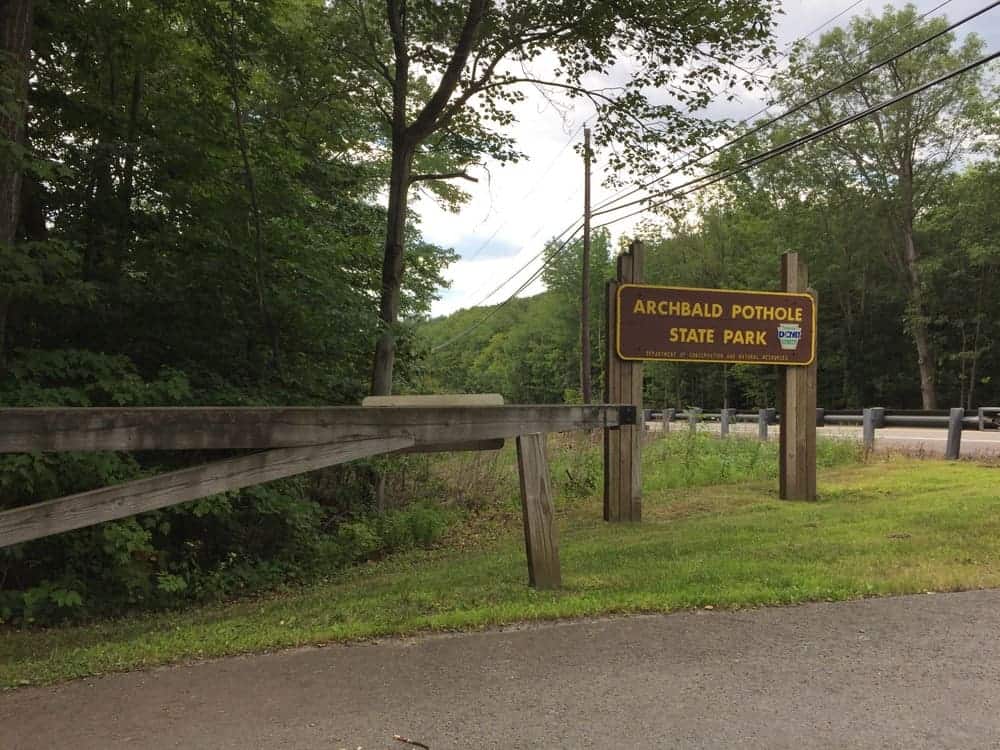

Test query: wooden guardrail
[0,402,636,589]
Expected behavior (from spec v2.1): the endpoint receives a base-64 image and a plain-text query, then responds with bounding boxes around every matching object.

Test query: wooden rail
[0,403,636,588]
[0,405,632,452]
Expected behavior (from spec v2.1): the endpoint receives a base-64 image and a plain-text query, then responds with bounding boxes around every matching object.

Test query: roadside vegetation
[4,436,1000,689]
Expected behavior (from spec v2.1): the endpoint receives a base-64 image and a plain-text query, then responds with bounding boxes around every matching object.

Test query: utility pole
[580,127,592,404]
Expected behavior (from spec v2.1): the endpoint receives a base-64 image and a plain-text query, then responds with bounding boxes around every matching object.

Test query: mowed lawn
[2,454,999,688]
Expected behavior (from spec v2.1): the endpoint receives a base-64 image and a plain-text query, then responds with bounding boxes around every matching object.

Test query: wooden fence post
[604,240,643,522]
[758,410,768,441]
[516,433,561,589]
[688,407,702,433]
[945,408,963,460]
[778,252,818,501]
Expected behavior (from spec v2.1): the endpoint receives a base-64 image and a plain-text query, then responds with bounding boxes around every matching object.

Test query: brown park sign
[617,284,816,366]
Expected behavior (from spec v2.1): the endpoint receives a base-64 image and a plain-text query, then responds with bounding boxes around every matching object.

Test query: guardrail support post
[862,408,876,451]
[946,408,963,460]
[871,407,886,429]
[978,407,986,432]
[721,408,735,437]
[662,408,674,435]
[816,408,825,427]
[689,407,702,434]
[758,410,768,441]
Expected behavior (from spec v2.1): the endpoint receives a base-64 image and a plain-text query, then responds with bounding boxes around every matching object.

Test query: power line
[429,224,584,352]
[593,48,1000,230]
[797,0,868,49]
[591,0,967,216]
[431,47,997,353]
[455,213,583,312]
[589,0,887,216]
[430,12,998,353]
[444,0,933,314]
[461,121,587,266]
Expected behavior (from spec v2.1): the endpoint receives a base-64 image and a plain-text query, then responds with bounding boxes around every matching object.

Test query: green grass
[2,442,999,688]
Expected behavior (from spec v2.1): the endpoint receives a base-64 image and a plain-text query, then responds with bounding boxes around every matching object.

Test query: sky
[417,0,1000,318]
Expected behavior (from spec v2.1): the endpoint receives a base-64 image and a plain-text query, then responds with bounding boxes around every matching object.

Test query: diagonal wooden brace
[0,437,413,548]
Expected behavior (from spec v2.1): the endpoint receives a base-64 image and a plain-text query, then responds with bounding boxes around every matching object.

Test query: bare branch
[409,170,479,183]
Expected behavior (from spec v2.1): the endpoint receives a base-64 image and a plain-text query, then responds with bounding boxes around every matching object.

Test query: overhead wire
[593,0,995,219]
[429,224,584,352]
[590,0,966,216]
[432,46,1000,351]
[460,120,587,266]
[446,0,918,312]
[592,48,1000,230]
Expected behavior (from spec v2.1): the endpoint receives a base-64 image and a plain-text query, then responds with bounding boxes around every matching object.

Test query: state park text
[616,284,816,366]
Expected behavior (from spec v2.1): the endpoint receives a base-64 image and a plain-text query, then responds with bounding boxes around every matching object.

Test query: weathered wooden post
[688,407,702,433]
[516,433,561,588]
[604,240,644,522]
[945,408,963,461]
[721,408,735,437]
[662,408,675,435]
[777,252,818,501]
[758,409,769,441]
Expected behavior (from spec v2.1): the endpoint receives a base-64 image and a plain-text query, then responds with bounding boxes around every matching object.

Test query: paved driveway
[4,590,1000,749]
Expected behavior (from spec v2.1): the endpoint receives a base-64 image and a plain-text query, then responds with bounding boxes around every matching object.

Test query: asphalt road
[4,590,1000,749]
[650,421,1000,456]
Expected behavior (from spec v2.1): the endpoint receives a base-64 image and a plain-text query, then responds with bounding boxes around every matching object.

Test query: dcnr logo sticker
[777,323,802,351]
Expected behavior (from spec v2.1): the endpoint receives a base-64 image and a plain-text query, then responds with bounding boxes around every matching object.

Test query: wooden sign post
[607,248,819,507]
[778,252,817,500]
[604,240,644,522]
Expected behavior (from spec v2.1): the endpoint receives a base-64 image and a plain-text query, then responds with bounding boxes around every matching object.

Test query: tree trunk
[900,224,936,409]
[115,67,143,272]
[0,0,34,371]
[898,156,936,410]
[967,269,985,410]
[371,139,413,396]
[85,48,118,282]
[227,58,279,371]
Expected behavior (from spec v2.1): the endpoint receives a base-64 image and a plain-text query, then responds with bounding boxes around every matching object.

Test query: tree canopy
[335,0,780,394]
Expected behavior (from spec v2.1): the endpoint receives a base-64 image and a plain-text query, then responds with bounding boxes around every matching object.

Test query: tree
[328,0,779,394]
[776,5,988,408]
[0,0,34,370]
[0,0,457,623]
[924,161,1000,408]
[542,228,614,402]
